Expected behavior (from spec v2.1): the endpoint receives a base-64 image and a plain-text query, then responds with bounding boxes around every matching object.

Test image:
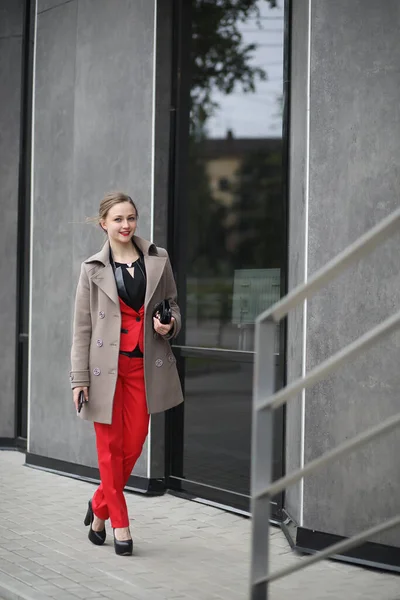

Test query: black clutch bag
[152,299,172,325]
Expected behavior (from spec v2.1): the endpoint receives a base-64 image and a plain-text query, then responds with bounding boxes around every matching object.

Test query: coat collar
[85,237,166,309]
[84,236,157,266]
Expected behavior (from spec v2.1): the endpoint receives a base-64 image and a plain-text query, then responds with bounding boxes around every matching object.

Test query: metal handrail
[250,208,400,600]
[261,205,400,324]
[261,309,400,412]
[259,410,400,500]
[258,514,400,586]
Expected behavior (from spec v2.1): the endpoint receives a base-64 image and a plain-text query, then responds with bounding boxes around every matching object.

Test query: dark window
[218,177,230,191]
[168,0,288,514]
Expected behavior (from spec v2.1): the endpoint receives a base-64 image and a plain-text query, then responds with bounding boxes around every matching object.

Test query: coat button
[155,359,163,368]
[153,332,158,339]
[168,355,175,363]
[99,311,105,319]
[136,317,141,322]
[70,374,74,381]
[93,368,101,376]
[96,339,103,347]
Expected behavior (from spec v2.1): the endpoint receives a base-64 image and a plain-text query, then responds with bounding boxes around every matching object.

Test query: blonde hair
[87,191,139,228]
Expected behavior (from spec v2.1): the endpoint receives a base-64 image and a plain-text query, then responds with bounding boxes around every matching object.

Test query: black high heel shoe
[84,500,106,546]
[113,529,133,556]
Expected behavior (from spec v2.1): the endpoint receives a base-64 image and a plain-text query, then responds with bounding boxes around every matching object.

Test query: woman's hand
[153,316,175,337]
[72,386,89,412]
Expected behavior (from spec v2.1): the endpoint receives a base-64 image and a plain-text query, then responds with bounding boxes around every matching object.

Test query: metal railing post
[250,318,276,600]
[249,207,400,597]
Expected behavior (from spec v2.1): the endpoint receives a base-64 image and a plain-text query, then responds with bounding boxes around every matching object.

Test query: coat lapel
[85,241,119,306]
[133,236,167,309]
[144,255,167,309]
[91,265,119,306]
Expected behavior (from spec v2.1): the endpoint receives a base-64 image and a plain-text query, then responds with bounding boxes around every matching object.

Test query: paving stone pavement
[0,450,399,600]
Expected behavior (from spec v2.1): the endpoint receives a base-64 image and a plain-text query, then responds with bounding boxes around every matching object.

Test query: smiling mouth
[120,232,131,236]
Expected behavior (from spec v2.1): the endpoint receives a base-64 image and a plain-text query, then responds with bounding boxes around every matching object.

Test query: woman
[70,191,183,556]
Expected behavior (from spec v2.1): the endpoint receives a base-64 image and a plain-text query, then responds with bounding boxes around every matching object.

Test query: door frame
[14,0,35,447]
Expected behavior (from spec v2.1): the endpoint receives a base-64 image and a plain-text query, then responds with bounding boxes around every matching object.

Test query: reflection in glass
[182,357,253,496]
[184,0,285,351]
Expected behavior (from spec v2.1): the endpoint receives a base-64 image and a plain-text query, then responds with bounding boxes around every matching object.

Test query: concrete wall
[29,0,157,477]
[287,0,400,546]
[0,0,24,439]
[285,0,309,524]
[149,0,173,478]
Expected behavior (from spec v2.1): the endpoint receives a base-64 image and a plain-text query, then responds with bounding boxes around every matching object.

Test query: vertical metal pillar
[250,317,277,599]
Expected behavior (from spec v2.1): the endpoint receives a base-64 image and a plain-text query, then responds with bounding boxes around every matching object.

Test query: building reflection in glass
[174,0,286,505]
[185,0,285,352]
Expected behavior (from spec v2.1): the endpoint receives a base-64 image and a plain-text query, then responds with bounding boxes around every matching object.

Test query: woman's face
[101,202,138,244]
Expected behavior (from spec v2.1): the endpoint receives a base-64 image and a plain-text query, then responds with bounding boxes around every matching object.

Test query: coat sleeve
[163,253,181,341]
[70,263,92,388]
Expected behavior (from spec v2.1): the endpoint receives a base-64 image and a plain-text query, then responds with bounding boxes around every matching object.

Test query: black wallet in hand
[152,299,172,325]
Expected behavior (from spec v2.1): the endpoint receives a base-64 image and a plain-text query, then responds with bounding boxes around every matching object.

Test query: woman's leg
[122,358,150,486]
[92,364,130,529]
[112,357,149,543]
[91,356,148,535]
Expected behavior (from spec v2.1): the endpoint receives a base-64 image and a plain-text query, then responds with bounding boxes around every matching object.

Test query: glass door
[167,0,288,516]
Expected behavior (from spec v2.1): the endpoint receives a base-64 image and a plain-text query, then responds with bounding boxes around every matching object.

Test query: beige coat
[70,236,184,423]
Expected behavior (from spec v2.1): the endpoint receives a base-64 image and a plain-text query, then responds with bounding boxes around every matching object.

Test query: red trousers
[92,355,149,528]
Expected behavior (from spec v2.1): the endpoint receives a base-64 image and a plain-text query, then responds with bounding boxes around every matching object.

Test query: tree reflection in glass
[185,0,285,352]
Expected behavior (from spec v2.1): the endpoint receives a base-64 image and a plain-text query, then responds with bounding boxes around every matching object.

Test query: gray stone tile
[1,451,400,600]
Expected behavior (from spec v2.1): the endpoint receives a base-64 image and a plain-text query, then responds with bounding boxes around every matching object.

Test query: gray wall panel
[72,0,154,239]
[37,0,76,15]
[303,0,400,546]
[284,0,309,524]
[29,0,156,478]
[0,0,23,37]
[153,0,172,250]
[0,0,23,438]
[29,1,81,460]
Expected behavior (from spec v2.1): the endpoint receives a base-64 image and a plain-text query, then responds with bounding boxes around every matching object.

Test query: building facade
[1,0,399,570]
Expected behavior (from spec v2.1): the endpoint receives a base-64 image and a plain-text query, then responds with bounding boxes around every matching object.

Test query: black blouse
[114,257,146,312]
